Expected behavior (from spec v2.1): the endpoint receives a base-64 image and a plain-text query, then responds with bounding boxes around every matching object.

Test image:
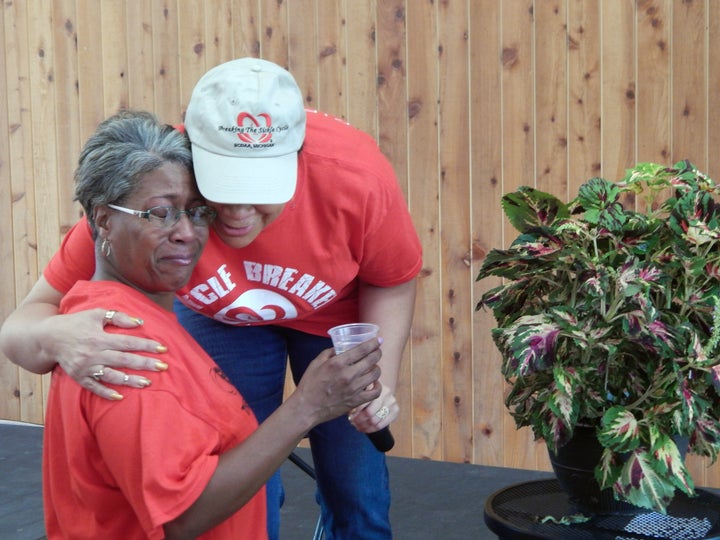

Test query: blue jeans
[175,301,392,540]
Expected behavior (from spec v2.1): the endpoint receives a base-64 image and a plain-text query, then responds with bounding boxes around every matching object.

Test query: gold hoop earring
[101,238,112,258]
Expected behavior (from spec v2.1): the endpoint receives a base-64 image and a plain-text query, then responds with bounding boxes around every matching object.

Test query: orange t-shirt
[44,110,422,336]
[43,281,266,539]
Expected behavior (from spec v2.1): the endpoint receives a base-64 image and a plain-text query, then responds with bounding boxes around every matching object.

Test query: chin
[217,232,257,249]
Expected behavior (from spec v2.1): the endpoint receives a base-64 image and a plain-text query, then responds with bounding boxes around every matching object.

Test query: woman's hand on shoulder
[48,308,169,400]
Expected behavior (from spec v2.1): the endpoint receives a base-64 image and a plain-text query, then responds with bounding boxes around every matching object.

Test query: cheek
[122,242,158,275]
[260,208,283,226]
[111,229,159,266]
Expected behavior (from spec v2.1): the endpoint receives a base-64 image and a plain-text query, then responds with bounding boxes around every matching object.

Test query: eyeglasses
[108,204,217,227]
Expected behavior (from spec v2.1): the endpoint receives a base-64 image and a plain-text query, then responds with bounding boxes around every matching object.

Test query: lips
[160,250,199,265]
[216,220,254,237]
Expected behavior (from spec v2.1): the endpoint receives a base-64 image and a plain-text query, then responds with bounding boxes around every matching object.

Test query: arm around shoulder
[0,276,65,374]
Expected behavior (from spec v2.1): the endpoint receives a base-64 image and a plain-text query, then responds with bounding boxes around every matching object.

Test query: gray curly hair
[74,109,193,237]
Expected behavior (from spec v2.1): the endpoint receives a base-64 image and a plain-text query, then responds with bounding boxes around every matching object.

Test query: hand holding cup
[328,322,395,452]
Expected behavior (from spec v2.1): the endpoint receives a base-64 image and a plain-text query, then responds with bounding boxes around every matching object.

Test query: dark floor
[5,420,720,539]
[279,447,553,540]
[1,420,560,539]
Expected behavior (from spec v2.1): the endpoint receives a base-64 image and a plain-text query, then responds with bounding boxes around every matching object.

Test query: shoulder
[300,110,396,190]
[304,110,380,155]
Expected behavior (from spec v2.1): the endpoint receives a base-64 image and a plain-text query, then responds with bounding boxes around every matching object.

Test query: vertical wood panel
[500,0,539,469]
[636,0,670,165]
[316,0,346,119]
[101,1,129,114]
[203,0,235,70]
[376,0,410,456]
[705,1,720,484]
[671,0,707,167]
[27,0,60,269]
[345,0,377,138]
[151,0,181,122]
[177,0,207,118]
[567,0,601,189]
[3,2,36,306]
[261,0,289,67]
[0,0,19,421]
[406,0,441,461]
[534,0,569,199]
[635,1,671,215]
[375,0,407,197]
[233,0,261,60]
[600,0,635,181]
[708,2,720,180]
[438,0,472,463]
[0,0,718,487]
[28,0,62,420]
[52,0,81,229]
[76,0,104,140]
[528,11,567,469]
[287,0,314,106]
[13,1,44,423]
[671,0,709,487]
[126,2,156,112]
[471,0,505,467]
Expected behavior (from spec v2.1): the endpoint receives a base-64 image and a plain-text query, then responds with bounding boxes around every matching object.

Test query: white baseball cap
[184,58,306,204]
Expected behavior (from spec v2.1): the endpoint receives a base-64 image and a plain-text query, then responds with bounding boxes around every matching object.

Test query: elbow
[0,325,22,369]
[163,521,197,540]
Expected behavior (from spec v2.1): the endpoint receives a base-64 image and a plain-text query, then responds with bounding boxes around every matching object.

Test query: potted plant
[476,160,720,514]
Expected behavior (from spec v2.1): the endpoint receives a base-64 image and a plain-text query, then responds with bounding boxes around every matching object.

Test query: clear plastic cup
[327,323,379,353]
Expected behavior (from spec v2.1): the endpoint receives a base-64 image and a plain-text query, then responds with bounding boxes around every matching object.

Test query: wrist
[282,391,322,434]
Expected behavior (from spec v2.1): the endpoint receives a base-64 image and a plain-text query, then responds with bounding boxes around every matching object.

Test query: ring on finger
[123,374,129,384]
[375,406,390,420]
[103,310,117,326]
[92,368,105,381]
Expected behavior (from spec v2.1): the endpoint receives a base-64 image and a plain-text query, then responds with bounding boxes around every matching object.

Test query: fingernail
[155,361,168,371]
[132,317,144,325]
[110,392,124,400]
[139,378,152,387]
[156,345,168,353]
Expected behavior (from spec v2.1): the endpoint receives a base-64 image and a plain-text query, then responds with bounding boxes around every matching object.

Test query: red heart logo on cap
[237,112,273,144]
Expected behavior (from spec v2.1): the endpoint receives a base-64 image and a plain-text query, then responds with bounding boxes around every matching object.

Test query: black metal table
[484,479,720,540]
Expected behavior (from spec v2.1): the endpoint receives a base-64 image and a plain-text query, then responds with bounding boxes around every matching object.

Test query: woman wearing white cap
[1,58,422,540]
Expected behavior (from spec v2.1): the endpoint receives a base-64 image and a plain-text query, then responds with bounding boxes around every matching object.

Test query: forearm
[165,342,382,538]
[0,279,64,373]
[358,279,416,392]
[164,394,313,538]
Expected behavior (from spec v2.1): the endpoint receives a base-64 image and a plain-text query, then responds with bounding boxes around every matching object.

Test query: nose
[219,204,256,217]
[169,212,201,241]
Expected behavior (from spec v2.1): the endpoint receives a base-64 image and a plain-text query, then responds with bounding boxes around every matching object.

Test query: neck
[93,261,176,313]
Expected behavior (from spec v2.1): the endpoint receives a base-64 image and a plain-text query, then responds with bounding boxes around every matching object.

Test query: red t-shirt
[43,281,266,539]
[44,110,422,336]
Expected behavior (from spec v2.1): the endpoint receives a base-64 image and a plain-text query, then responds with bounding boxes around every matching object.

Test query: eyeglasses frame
[107,203,217,227]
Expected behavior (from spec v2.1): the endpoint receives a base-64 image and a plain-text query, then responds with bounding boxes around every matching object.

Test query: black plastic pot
[547,424,644,515]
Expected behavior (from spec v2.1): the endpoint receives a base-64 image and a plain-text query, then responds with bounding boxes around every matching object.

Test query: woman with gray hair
[39,110,382,539]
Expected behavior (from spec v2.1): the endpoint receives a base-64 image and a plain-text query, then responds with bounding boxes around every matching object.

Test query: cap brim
[191,143,298,205]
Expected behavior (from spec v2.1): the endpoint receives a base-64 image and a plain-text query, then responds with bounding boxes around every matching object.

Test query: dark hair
[74,110,193,237]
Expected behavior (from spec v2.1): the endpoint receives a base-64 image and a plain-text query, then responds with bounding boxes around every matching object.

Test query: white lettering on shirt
[181,262,338,317]
[188,264,236,305]
[244,261,337,309]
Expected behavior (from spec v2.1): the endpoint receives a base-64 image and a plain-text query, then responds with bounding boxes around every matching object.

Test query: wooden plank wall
[1,0,719,488]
